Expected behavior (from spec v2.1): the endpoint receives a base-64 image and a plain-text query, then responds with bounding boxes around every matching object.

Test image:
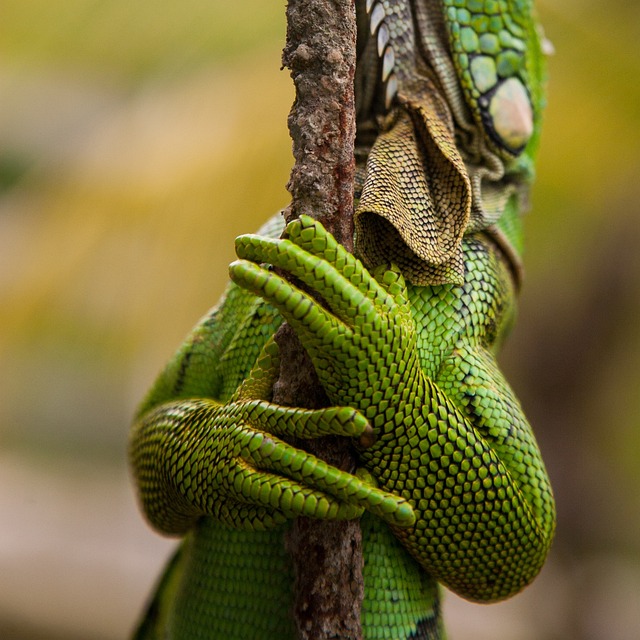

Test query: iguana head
[354,0,549,285]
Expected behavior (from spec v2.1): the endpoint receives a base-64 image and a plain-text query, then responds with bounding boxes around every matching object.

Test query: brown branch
[282,0,356,250]
[274,1,360,639]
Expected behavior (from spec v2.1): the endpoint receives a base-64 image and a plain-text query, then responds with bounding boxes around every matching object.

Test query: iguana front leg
[130,333,414,536]
[231,215,555,603]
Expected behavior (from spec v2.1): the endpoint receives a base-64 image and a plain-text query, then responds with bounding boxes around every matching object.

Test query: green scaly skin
[130,1,554,638]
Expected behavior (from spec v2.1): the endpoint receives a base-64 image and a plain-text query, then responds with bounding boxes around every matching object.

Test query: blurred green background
[0,1,638,638]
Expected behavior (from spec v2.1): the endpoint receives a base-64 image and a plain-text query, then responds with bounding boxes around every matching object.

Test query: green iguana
[129,1,555,638]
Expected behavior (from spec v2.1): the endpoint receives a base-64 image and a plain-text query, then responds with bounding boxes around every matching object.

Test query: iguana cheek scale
[129,1,555,638]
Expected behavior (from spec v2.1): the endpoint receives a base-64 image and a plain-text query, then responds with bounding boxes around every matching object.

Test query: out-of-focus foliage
[0,1,638,639]
[0,0,284,81]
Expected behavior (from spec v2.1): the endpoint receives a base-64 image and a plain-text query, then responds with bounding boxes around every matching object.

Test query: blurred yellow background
[1,1,638,638]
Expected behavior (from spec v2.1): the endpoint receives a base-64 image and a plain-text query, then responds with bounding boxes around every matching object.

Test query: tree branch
[274,1,360,639]
[282,0,356,250]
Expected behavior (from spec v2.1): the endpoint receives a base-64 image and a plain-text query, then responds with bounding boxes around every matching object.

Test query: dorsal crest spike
[382,47,396,82]
[361,0,401,110]
[377,23,390,56]
[385,73,399,109]
[369,3,385,36]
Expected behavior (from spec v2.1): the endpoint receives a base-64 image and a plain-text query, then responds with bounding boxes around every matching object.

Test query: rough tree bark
[273,1,361,639]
